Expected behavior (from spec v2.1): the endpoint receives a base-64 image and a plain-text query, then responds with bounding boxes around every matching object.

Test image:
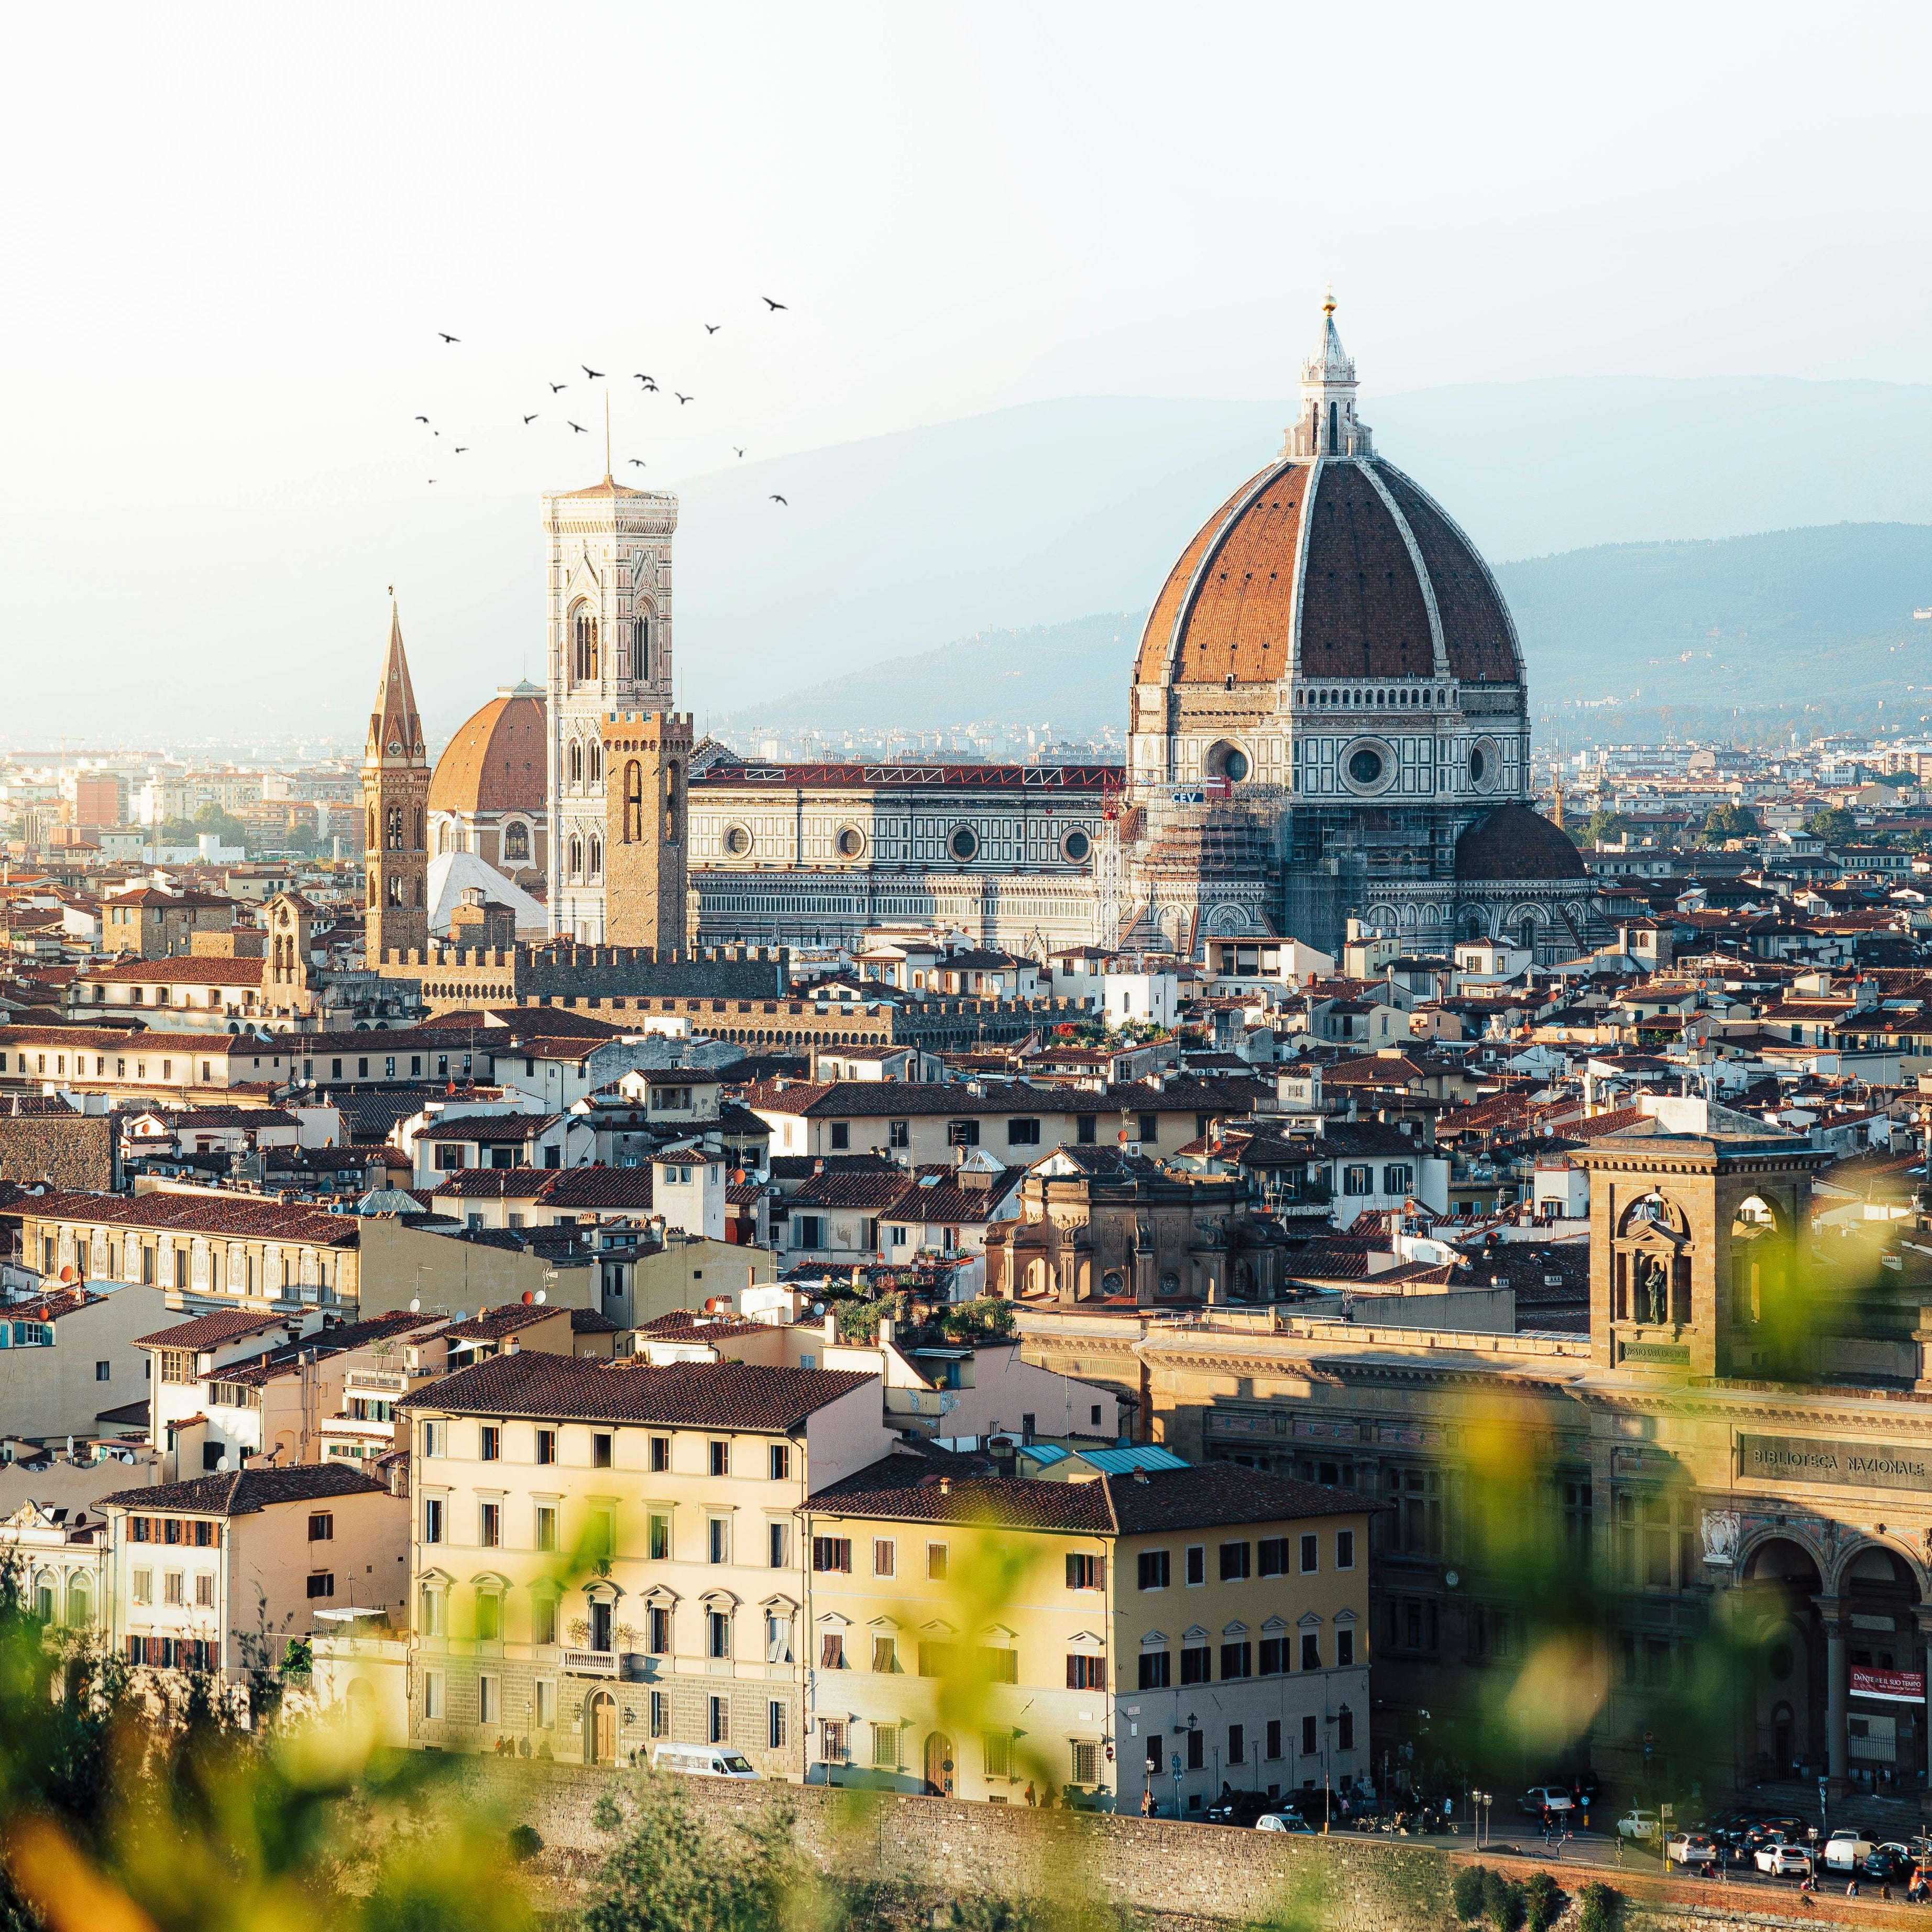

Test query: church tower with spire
[361,601,431,964]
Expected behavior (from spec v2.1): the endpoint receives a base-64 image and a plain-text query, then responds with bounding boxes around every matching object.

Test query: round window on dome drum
[1061,828,1092,864]
[1469,748,1487,784]
[836,827,865,859]
[1223,749,1249,782]
[723,825,753,857]
[947,825,980,863]
[1348,747,1385,786]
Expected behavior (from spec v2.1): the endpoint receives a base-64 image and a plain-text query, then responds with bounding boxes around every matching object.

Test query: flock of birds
[413,297,793,504]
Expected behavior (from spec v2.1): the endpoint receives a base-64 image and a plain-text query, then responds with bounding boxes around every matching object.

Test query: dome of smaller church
[429,682,547,816]
[1454,804,1587,883]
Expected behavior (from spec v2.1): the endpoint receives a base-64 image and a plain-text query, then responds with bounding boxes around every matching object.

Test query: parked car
[1823,1830,1875,1872]
[1861,1846,1913,1883]
[1668,1834,1718,1867]
[1520,1786,1575,1817]
[1256,1813,1318,1835]
[1206,1791,1276,1827]
[650,1742,760,1780]
[1755,1845,1814,1878]
[1617,1809,1661,1841]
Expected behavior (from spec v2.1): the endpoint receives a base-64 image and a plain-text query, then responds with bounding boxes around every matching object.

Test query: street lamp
[1473,1790,1492,1850]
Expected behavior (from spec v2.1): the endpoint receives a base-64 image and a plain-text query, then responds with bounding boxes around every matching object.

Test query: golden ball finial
[1323,284,1336,317]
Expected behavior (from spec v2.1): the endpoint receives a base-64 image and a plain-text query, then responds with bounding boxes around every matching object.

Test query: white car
[1256,1814,1316,1835]
[1756,1845,1813,1878]
[1822,1831,1874,1871]
[1667,1834,1717,1866]
[1617,1808,1661,1841]
[1520,1786,1575,1816]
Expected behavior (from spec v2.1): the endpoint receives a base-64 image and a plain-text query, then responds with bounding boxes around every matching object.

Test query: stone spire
[366,601,426,770]
[1284,290,1374,461]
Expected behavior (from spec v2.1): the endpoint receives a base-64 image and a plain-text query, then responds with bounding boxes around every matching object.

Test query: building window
[872,1538,895,1578]
[1301,1631,1321,1671]
[768,1521,787,1568]
[871,1723,901,1770]
[1338,1705,1355,1751]
[480,1502,501,1548]
[478,1674,499,1726]
[423,1498,444,1544]
[984,1732,1012,1780]
[812,1538,851,1574]
[769,1444,790,1481]
[819,1631,846,1670]
[535,1680,556,1730]
[1301,1715,1318,1755]
[1259,1637,1286,1675]
[1137,1650,1171,1690]
[533,1596,557,1645]
[1065,1654,1106,1690]
[1343,1165,1373,1196]
[1299,1533,1318,1574]
[1006,1118,1041,1146]
[708,1518,730,1565]
[708,1695,729,1744]
[1219,1541,1250,1582]
[650,1436,670,1473]
[1180,1645,1211,1685]
[1227,1724,1245,1766]
[423,1672,444,1721]
[926,1543,949,1581]
[1257,1537,1287,1578]
[1336,1626,1355,1667]
[1071,1740,1099,1786]
[536,1507,558,1553]
[591,1433,612,1469]
[819,1720,847,1765]
[479,1425,501,1462]
[709,1441,730,1478]
[305,1573,334,1600]
[651,1692,670,1739]
[1220,1641,1252,1680]
[649,1513,671,1562]
[764,1613,793,1664]
[648,1606,671,1653]
[707,1609,731,1658]
[1137,1549,1169,1590]
[1065,1553,1104,1591]
[1336,1529,1355,1570]
[873,1634,899,1674]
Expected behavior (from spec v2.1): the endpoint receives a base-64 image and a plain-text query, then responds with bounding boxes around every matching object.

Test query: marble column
[1820,1595,1849,1793]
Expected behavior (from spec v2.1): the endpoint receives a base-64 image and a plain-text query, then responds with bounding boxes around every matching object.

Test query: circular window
[1223,749,1249,782]
[947,825,980,863]
[1467,738,1499,792]
[723,825,752,857]
[1159,1271,1181,1297]
[1468,748,1487,784]
[835,827,865,859]
[1347,746,1385,786]
[1061,828,1092,864]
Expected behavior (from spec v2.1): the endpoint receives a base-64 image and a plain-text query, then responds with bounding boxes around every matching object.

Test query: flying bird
[523,413,539,424]
[427,478,437,485]
[581,365,605,379]
[769,493,788,506]
[567,420,588,434]
[633,374,656,388]
[674,392,693,404]
[732,446,744,458]
[454,446,469,454]
[549,381,568,393]
[438,332,460,343]
[414,415,430,424]
[704,323,720,335]
[762,297,787,311]
[628,458,647,468]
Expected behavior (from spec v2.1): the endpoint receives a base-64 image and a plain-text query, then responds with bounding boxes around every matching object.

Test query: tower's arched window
[589,742,603,785]
[367,806,377,849]
[1329,400,1339,451]
[567,835,583,879]
[1519,915,1536,954]
[588,834,602,880]
[664,761,681,844]
[386,875,404,907]
[623,761,644,844]
[568,741,583,787]
[635,616,652,683]
[386,806,404,852]
[573,610,599,684]
[415,808,424,851]
[503,821,530,863]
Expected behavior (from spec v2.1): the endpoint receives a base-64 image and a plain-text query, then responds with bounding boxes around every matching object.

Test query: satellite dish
[522,1290,534,1305]
[409,1297,421,1313]
[535,1290,547,1304]
[455,1310,468,1322]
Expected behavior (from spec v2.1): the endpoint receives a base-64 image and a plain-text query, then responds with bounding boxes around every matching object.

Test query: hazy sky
[5,2,1932,523]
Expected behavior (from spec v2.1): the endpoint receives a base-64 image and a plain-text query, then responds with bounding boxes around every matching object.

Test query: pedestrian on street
[1025,1782,1037,1808]
[1140,1788,1155,1818]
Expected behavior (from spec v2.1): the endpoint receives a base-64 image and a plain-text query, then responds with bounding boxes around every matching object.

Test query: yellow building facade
[801,1463,1374,1814]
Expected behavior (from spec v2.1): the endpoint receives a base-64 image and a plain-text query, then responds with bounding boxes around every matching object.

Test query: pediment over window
[920,1618,958,1636]
[1260,1615,1288,1632]
[815,1611,852,1628]
[1297,1610,1324,1628]
[1221,1620,1249,1637]
[1140,1629,1169,1648]
[1182,1624,1209,1643]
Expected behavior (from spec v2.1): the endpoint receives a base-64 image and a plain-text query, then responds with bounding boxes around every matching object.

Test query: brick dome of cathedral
[1453,803,1586,883]
[1132,455,1522,691]
[429,682,547,817]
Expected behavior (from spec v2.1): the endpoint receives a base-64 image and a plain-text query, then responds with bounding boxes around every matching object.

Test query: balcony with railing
[562,1647,618,1677]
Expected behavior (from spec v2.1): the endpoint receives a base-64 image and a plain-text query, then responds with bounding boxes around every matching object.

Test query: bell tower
[1573,1111,1830,1379]
[599,710,694,951]
[362,601,431,964]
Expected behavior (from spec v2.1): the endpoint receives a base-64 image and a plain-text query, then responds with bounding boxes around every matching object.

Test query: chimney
[822,1312,836,1345]
[939,1476,951,1496]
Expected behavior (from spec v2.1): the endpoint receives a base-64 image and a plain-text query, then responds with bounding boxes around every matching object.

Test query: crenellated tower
[361,601,431,963]
[599,709,694,951]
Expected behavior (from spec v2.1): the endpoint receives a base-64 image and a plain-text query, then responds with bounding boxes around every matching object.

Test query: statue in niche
[1633,1252,1670,1325]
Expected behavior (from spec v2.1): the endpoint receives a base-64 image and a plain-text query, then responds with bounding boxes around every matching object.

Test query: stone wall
[440,1762,1916,1932]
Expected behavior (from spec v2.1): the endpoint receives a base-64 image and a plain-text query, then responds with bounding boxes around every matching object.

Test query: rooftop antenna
[604,390,612,483]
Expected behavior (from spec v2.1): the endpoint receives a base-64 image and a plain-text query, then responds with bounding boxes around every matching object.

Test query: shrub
[1481,1867,1524,1932]
[1522,1870,1561,1932]
[1452,1865,1489,1922]
[1577,1880,1623,1932]
[507,1824,543,1863]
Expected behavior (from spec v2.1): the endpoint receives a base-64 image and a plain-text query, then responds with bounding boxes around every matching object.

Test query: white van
[650,1742,761,1780]
[1823,1830,1874,1871]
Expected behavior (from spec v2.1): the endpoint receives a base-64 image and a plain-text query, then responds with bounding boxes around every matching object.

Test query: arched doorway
[1741,1539,1824,1780]
[924,1730,954,1797]
[586,1690,617,1766]
[1838,1543,1925,1791]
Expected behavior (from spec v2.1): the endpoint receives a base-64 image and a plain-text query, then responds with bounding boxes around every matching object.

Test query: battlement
[599,709,695,750]
[377,941,783,973]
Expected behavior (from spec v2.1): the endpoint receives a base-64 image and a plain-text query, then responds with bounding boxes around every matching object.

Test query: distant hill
[5,377,1932,743]
[723,523,1932,742]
